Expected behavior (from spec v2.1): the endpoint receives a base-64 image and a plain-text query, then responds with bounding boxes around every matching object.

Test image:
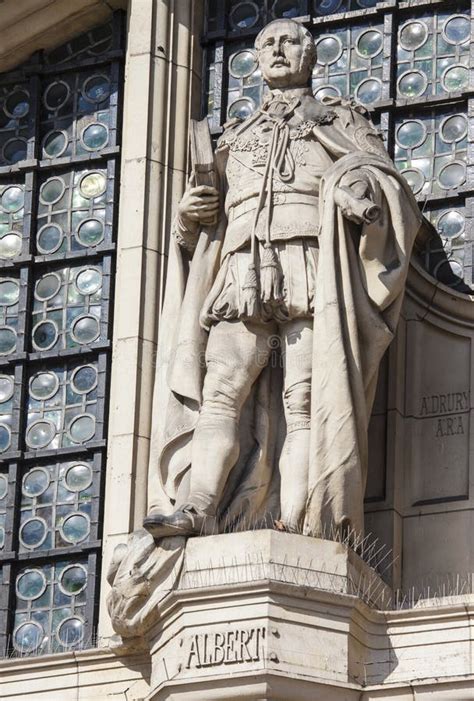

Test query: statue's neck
[267,86,313,100]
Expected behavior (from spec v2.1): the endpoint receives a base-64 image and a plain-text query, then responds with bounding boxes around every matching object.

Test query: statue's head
[255,19,317,90]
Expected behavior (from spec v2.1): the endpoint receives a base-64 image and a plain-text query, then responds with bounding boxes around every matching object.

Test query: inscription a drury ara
[418,391,470,437]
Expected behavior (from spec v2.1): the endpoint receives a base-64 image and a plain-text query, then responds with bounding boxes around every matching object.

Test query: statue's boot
[143,507,214,539]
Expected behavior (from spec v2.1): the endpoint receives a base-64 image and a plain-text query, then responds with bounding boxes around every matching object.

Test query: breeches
[202,318,313,430]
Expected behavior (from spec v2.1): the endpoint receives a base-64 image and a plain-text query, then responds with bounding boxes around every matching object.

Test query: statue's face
[257,21,309,89]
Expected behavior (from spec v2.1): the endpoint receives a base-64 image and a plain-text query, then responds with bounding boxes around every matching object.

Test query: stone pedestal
[145,531,392,701]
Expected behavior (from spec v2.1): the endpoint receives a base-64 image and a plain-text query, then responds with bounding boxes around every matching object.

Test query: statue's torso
[217,102,335,259]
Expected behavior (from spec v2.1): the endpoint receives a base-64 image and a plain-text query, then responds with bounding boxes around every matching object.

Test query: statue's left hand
[335,170,381,225]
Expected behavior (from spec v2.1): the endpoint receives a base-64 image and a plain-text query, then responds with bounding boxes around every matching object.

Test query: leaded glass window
[0,14,124,657]
[203,0,474,291]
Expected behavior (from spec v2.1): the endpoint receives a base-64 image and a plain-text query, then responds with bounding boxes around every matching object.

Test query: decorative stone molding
[0,0,126,72]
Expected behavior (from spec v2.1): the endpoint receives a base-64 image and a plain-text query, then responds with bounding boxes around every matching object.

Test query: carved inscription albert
[418,391,470,438]
[185,627,266,669]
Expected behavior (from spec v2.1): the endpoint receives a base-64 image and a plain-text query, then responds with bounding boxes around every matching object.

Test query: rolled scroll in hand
[334,185,381,225]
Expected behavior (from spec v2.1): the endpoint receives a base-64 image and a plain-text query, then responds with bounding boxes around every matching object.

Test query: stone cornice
[0,0,127,72]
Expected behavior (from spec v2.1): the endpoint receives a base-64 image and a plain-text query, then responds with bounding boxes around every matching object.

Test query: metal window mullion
[0,562,14,656]
[218,0,227,32]
[464,195,474,286]
[213,41,226,129]
[27,74,41,164]
[383,9,394,104]
[86,550,99,648]
[467,96,474,193]
[89,451,103,544]
[4,461,20,556]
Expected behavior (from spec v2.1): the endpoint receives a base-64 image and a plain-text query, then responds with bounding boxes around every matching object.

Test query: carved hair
[254,19,317,81]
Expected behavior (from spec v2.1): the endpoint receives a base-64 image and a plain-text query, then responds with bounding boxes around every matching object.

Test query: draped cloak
[107,101,422,638]
[146,102,421,538]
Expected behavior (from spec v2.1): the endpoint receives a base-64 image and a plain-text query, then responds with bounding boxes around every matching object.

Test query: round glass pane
[16,569,47,600]
[4,90,29,119]
[57,617,84,646]
[228,97,255,120]
[356,0,376,6]
[30,371,59,400]
[401,168,425,194]
[0,279,19,305]
[356,30,383,58]
[0,327,16,354]
[43,130,67,158]
[44,81,70,110]
[71,365,97,394]
[396,120,426,149]
[71,315,100,344]
[355,78,382,104]
[25,420,56,449]
[68,414,96,443]
[314,0,343,15]
[35,272,61,301]
[79,172,106,199]
[438,211,465,239]
[229,2,259,29]
[0,232,22,258]
[443,15,470,45]
[438,161,466,189]
[32,320,58,351]
[316,36,342,65]
[314,85,341,101]
[3,138,27,163]
[37,224,63,254]
[272,0,300,18]
[1,186,24,213]
[75,268,101,296]
[65,463,93,492]
[22,468,50,498]
[440,114,468,143]
[82,123,108,151]
[0,474,8,500]
[83,75,111,103]
[30,371,59,401]
[59,565,87,595]
[229,50,258,78]
[76,219,104,247]
[19,517,47,548]
[399,21,428,50]
[447,259,464,278]
[435,258,464,282]
[13,621,44,653]
[0,424,10,452]
[442,65,469,92]
[40,177,65,205]
[61,513,90,544]
[0,375,13,403]
[398,71,427,98]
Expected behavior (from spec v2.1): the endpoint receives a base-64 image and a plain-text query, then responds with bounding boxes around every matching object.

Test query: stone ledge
[130,532,474,700]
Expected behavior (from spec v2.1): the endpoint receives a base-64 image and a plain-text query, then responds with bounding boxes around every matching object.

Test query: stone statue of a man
[144,18,421,541]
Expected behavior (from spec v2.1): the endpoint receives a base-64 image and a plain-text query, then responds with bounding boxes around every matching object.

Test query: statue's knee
[283,380,311,427]
[202,365,242,417]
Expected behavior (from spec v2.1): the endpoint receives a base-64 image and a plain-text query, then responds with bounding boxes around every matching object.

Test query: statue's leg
[182,319,274,519]
[279,317,313,531]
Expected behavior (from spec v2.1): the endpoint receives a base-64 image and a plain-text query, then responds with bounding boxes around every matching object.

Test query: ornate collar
[264,86,313,103]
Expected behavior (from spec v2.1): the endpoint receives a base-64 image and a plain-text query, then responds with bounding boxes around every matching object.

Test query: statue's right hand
[178,185,220,226]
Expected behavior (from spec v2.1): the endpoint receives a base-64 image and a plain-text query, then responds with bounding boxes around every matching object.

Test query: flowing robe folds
[108,101,421,637]
[147,101,421,536]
